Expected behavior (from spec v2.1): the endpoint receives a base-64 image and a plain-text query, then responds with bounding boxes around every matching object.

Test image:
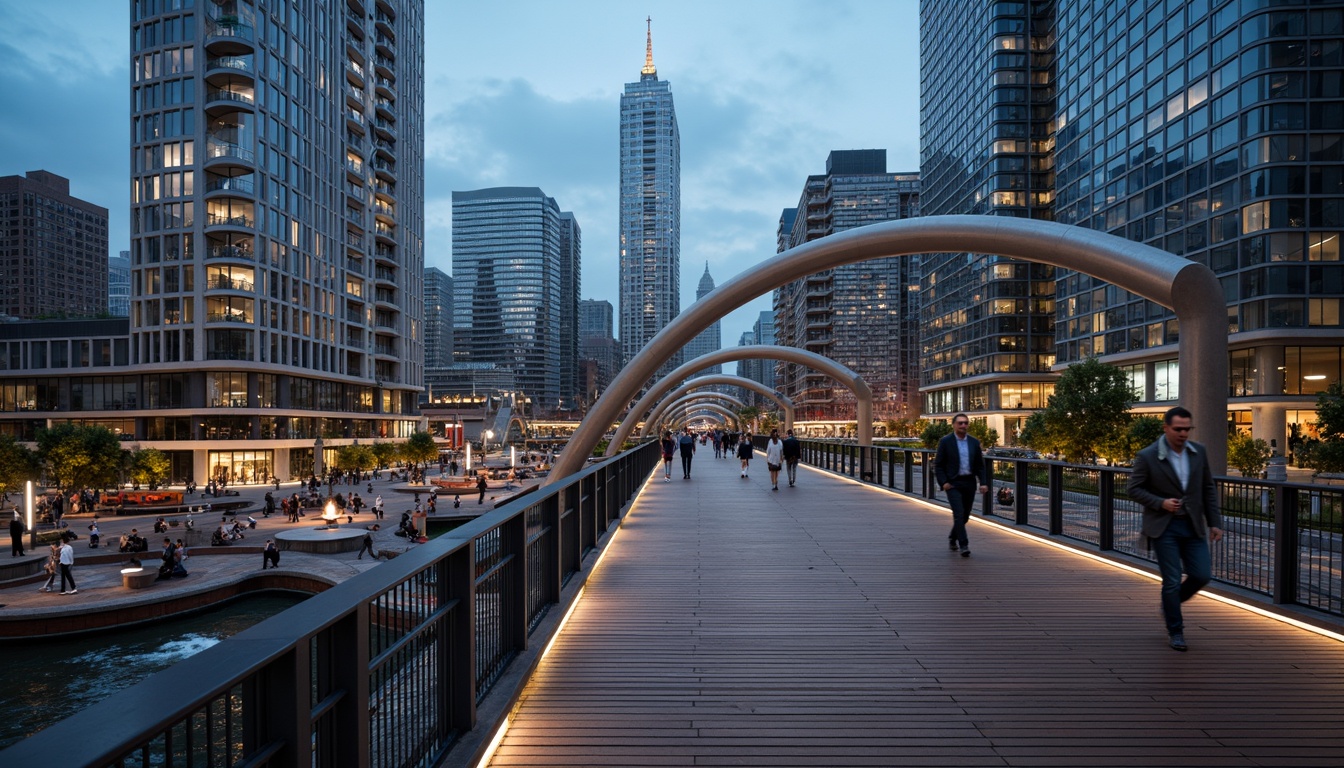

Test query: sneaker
[960,548,971,558]
[67,589,77,594]
[772,486,778,491]
[1169,633,1188,652]
[949,540,959,551]
[38,587,48,592]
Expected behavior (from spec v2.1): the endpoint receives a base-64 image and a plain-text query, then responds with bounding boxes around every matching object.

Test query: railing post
[1048,463,1064,535]
[903,450,914,493]
[924,452,937,500]
[249,644,304,767]
[446,543,477,733]
[1098,470,1115,550]
[1273,484,1298,605]
[887,449,896,489]
[505,510,528,651]
[1014,460,1029,525]
[981,459,993,515]
[543,492,562,604]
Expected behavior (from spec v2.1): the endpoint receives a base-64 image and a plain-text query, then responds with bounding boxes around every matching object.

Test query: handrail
[792,439,1343,619]
[1,442,661,766]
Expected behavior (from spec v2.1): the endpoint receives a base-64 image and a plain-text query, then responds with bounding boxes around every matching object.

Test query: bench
[121,567,157,589]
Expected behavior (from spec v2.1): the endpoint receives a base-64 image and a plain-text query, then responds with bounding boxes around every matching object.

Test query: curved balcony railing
[206,244,253,260]
[205,55,253,74]
[205,175,255,195]
[206,212,255,228]
[205,140,254,164]
[205,311,252,324]
[206,276,254,292]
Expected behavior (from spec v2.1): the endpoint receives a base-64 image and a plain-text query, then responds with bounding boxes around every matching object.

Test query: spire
[641,16,657,77]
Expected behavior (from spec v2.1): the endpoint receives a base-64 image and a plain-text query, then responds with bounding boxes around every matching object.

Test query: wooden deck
[488,454,1344,767]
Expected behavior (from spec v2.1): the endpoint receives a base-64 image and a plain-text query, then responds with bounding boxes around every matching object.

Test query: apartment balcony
[373,342,398,359]
[204,139,254,172]
[346,59,366,89]
[374,97,395,120]
[373,54,395,76]
[205,310,254,325]
[345,84,366,110]
[374,266,396,285]
[345,308,365,324]
[345,155,365,182]
[204,16,255,55]
[374,9,395,35]
[374,75,395,99]
[345,8,366,40]
[346,181,367,204]
[205,212,254,233]
[205,275,255,293]
[373,199,395,223]
[373,221,396,244]
[204,55,254,83]
[346,207,366,232]
[373,243,396,263]
[205,239,254,261]
[373,136,395,160]
[374,34,395,56]
[374,289,397,310]
[373,118,396,142]
[372,156,395,181]
[345,230,367,254]
[373,179,395,201]
[204,174,255,199]
[346,108,367,135]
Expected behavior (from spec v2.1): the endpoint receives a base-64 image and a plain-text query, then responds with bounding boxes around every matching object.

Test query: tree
[335,444,376,474]
[128,447,171,490]
[1228,432,1272,478]
[920,420,952,449]
[1034,357,1136,463]
[400,431,438,471]
[36,424,126,492]
[371,441,398,469]
[737,406,760,433]
[0,435,38,498]
[968,419,999,449]
[1306,382,1344,473]
[1018,411,1065,457]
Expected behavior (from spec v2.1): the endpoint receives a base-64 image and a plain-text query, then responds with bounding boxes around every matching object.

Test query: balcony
[372,157,395,180]
[206,242,254,261]
[373,244,396,264]
[374,34,395,56]
[374,97,395,119]
[346,108,366,134]
[374,342,398,358]
[346,58,366,86]
[206,275,254,292]
[345,155,365,180]
[374,266,396,283]
[346,84,366,108]
[373,118,396,141]
[373,221,396,244]
[373,199,395,222]
[204,174,255,198]
[373,54,395,75]
[204,139,254,170]
[204,17,255,55]
[346,181,366,203]
[346,7,365,39]
[206,212,254,230]
[205,55,254,79]
[374,75,395,98]
[373,179,395,200]
[373,136,395,159]
[205,311,253,324]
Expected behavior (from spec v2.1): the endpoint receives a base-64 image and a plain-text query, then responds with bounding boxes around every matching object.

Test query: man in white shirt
[58,538,77,594]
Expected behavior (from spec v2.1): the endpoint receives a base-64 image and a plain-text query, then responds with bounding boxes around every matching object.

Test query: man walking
[781,429,802,487]
[9,512,24,557]
[1127,406,1223,652]
[933,414,988,558]
[678,427,696,479]
[58,536,77,594]
[357,530,377,560]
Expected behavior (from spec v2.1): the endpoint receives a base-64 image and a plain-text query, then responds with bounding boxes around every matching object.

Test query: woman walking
[659,431,676,482]
[764,429,784,491]
[737,432,754,478]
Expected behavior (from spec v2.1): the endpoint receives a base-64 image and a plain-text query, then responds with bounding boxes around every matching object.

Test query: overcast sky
[0,0,921,345]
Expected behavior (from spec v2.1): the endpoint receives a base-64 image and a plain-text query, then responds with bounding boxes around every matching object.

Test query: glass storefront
[208,450,274,485]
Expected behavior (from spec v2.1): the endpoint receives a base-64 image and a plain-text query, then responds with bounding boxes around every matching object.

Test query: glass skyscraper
[452,187,578,413]
[921,1,1344,452]
[684,263,721,373]
[0,170,109,320]
[774,150,922,421]
[422,266,453,369]
[619,20,681,381]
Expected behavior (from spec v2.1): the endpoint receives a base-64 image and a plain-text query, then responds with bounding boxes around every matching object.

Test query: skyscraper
[0,170,108,319]
[736,312,776,407]
[422,266,453,369]
[921,1,1344,450]
[109,251,131,318]
[683,262,721,373]
[619,18,681,380]
[0,1,427,484]
[558,212,582,410]
[452,187,577,412]
[773,150,922,421]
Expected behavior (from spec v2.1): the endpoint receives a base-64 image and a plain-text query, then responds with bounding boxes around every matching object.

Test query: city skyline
[0,0,922,345]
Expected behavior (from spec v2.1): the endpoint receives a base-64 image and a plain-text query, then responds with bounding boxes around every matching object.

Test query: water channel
[0,591,307,749]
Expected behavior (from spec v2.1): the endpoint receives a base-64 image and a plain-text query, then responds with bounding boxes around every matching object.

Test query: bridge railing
[797,439,1343,618]
[1,441,661,767]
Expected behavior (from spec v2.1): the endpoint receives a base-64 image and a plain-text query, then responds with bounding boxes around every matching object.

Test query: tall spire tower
[619,18,681,381]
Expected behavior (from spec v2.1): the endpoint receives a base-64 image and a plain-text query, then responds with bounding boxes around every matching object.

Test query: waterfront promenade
[482,452,1344,767]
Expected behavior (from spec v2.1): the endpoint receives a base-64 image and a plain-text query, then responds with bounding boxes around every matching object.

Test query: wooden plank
[486,460,1344,766]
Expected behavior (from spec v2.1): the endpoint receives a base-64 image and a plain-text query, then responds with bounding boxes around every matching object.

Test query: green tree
[0,435,38,498]
[1098,415,1167,466]
[371,441,398,469]
[1035,357,1136,463]
[335,443,376,474]
[1227,432,1272,477]
[36,424,126,492]
[968,419,999,449]
[1018,411,1065,457]
[737,406,761,433]
[399,431,439,471]
[920,420,952,449]
[1314,380,1344,440]
[128,447,171,490]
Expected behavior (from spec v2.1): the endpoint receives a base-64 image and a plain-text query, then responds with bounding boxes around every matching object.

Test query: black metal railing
[796,439,1343,618]
[1,442,660,766]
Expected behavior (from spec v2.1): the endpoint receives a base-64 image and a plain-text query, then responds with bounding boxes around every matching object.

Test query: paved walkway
[0,463,533,633]
[488,452,1344,767]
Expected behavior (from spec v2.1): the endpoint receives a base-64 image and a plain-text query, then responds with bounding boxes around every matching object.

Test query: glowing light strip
[821,462,1344,644]
[473,466,658,768]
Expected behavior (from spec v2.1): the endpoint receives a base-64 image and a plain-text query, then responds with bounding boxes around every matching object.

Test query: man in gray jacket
[1126,406,1224,652]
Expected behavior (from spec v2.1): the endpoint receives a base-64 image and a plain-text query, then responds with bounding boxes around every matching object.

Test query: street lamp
[483,430,494,460]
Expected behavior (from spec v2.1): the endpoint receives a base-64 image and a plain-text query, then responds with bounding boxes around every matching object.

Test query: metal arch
[670,403,739,430]
[653,391,748,431]
[634,374,794,442]
[551,215,1228,482]
[596,346,869,466]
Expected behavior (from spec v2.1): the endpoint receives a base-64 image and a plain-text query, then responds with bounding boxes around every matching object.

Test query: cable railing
[796,439,1343,618]
[1,442,661,766]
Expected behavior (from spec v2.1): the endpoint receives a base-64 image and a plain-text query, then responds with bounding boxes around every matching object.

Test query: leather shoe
[1169,633,1188,652]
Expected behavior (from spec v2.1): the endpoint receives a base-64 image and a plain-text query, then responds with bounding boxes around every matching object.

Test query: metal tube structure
[551,216,1228,483]
[598,346,869,465]
[633,375,794,442]
[651,392,747,434]
[669,403,738,431]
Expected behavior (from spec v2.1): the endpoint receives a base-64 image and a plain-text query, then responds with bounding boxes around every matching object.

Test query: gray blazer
[1127,436,1223,540]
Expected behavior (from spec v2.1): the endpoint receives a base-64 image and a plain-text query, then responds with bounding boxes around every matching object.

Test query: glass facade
[683,263,722,374]
[920,0,1344,449]
[774,151,922,420]
[618,25,681,381]
[422,266,453,368]
[452,187,577,412]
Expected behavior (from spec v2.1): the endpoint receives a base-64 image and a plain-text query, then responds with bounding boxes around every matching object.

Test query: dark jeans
[946,478,977,548]
[59,563,76,592]
[680,452,693,478]
[1153,515,1211,635]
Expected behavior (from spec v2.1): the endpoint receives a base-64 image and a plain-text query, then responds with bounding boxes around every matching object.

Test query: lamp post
[25,480,35,551]
[483,430,494,462]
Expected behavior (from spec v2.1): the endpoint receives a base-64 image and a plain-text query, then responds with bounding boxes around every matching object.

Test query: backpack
[679,434,693,448]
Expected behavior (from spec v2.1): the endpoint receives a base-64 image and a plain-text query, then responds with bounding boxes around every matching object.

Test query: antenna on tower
[641,16,657,77]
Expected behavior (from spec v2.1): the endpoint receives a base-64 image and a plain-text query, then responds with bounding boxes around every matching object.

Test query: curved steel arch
[653,391,748,432]
[552,216,1227,481]
[671,403,738,430]
[636,374,794,441]
[597,346,868,464]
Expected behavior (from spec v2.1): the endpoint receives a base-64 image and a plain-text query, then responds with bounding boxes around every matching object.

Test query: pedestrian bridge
[5,442,1342,767]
